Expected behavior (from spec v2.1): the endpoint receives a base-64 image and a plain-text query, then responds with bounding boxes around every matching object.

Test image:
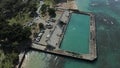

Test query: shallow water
[23,51,65,68]
[24,0,120,68]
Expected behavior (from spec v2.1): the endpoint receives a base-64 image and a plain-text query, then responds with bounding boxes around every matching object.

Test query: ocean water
[24,0,120,68]
[76,0,90,12]
[61,13,90,54]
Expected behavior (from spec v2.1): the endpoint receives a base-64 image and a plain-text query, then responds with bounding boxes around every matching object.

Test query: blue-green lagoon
[61,13,90,54]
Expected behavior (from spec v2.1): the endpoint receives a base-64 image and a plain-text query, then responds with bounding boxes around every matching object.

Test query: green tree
[48,8,56,18]
[0,0,36,67]
[7,23,23,42]
[22,27,32,39]
[1,52,19,68]
[40,4,48,15]
[39,23,44,30]
[0,19,10,41]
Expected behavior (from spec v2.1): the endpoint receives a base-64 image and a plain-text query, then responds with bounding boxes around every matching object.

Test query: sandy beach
[67,0,78,9]
[56,0,78,10]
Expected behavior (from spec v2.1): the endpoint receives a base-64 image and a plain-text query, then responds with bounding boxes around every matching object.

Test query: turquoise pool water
[61,13,90,54]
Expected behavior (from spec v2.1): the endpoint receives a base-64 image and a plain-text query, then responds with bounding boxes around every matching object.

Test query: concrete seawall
[18,9,97,68]
[31,9,97,61]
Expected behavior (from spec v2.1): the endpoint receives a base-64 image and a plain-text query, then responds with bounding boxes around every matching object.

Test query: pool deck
[31,9,97,61]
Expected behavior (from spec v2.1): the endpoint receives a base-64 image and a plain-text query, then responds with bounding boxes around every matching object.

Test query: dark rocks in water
[48,56,65,68]
[95,13,119,27]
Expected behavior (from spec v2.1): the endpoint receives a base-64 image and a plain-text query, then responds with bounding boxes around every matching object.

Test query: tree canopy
[40,4,48,15]
[0,0,38,19]
[0,19,32,68]
[0,0,36,67]
[48,8,56,18]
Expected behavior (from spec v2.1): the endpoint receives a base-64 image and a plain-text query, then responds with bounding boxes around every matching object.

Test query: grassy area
[36,2,40,8]
[44,0,55,7]
[0,50,5,68]
[0,51,19,68]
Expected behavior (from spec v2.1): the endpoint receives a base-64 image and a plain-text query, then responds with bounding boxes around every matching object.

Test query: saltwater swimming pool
[22,0,120,68]
[60,13,90,54]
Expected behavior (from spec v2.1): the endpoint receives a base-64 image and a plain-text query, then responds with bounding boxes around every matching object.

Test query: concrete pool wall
[30,9,97,61]
[60,11,90,54]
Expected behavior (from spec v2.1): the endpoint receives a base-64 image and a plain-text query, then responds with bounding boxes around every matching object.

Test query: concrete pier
[31,43,95,61]
[18,9,97,68]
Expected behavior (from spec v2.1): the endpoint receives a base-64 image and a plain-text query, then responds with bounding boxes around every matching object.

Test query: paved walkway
[47,10,70,48]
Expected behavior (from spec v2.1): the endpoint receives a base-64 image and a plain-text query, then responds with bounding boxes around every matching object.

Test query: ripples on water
[25,0,120,68]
